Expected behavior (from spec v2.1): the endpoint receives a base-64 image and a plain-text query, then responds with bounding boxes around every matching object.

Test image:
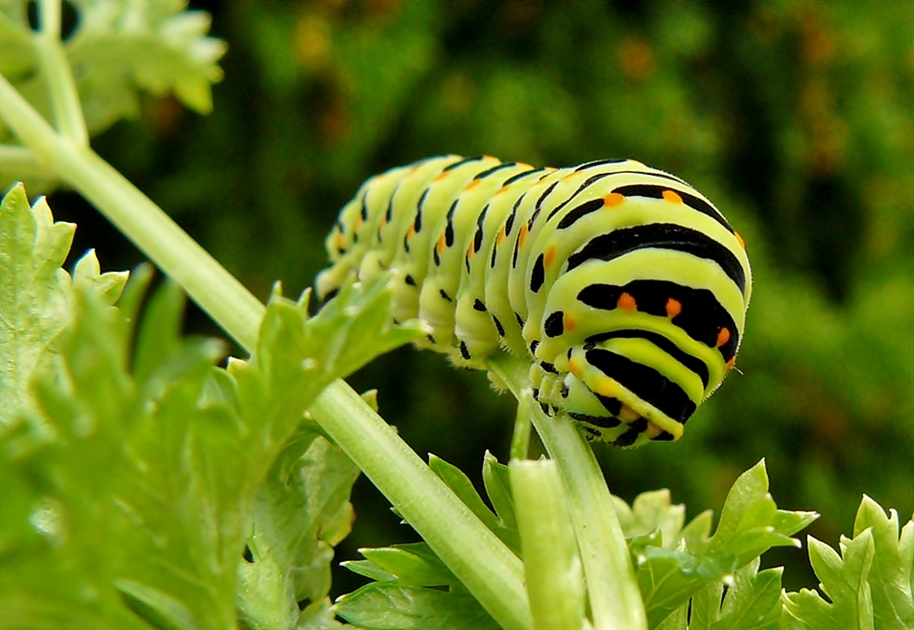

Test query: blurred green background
[50,0,914,596]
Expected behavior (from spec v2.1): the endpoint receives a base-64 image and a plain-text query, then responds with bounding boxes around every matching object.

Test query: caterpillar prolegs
[316,155,752,447]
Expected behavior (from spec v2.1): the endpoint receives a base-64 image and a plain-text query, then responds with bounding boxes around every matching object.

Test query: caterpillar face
[317,155,752,447]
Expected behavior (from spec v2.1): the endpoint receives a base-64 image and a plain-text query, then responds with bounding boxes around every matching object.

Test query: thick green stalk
[511,459,584,630]
[310,382,531,630]
[0,70,533,630]
[488,354,648,630]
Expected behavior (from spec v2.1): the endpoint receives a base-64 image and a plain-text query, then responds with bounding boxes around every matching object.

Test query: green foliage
[3,1,914,628]
[340,455,826,630]
[0,183,127,427]
[783,496,914,630]
[0,0,225,137]
[0,183,422,629]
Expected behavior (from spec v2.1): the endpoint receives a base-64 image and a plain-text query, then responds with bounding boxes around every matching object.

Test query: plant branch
[0,145,50,180]
[0,70,533,630]
[35,0,88,146]
[488,354,648,630]
[311,382,531,630]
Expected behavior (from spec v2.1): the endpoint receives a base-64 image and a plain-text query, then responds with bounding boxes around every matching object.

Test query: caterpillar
[316,155,752,447]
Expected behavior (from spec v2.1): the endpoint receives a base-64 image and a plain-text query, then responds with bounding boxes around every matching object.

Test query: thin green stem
[0,145,49,180]
[509,398,532,461]
[0,70,533,630]
[488,354,648,630]
[38,0,61,35]
[0,70,262,350]
[35,0,88,146]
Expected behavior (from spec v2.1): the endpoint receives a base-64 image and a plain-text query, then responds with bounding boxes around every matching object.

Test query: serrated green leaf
[631,460,815,629]
[0,185,74,427]
[1,0,226,155]
[711,560,783,630]
[782,533,876,630]
[482,450,517,532]
[0,196,418,629]
[638,546,739,628]
[709,460,771,550]
[656,601,689,630]
[0,185,128,429]
[359,547,453,588]
[340,560,398,584]
[72,249,129,302]
[851,496,914,630]
[429,454,500,533]
[131,278,186,384]
[680,510,715,553]
[334,582,499,630]
[613,489,686,544]
[690,581,726,630]
[295,598,345,630]
[237,430,360,630]
[298,276,426,385]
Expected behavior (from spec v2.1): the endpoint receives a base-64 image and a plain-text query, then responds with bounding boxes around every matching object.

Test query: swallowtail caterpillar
[316,155,752,447]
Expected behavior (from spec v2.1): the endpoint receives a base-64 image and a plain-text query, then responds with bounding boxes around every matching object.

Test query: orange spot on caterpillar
[643,422,663,439]
[569,359,582,378]
[335,233,345,251]
[563,313,577,332]
[464,179,482,191]
[734,231,746,249]
[726,357,736,371]
[495,185,511,195]
[467,241,475,261]
[662,190,683,204]
[518,223,529,248]
[665,298,682,318]
[407,223,416,242]
[353,213,363,231]
[619,405,640,423]
[516,162,533,170]
[716,327,731,347]
[379,213,388,229]
[603,192,625,207]
[544,245,557,268]
[433,171,450,182]
[437,233,446,256]
[617,292,637,311]
[496,225,507,245]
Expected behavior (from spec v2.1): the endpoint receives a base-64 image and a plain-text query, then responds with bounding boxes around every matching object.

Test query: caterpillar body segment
[316,155,752,447]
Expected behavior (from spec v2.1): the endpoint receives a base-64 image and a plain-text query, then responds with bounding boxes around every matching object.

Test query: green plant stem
[0,145,48,180]
[0,71,533,630]
[310,382,531,630]
[35,0,88,146]
[510,394,532,461]
[0,71,263,350]
[488,354,648,630]
[511,459,584,630]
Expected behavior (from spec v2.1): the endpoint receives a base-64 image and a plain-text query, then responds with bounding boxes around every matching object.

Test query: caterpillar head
[560,339,710,448]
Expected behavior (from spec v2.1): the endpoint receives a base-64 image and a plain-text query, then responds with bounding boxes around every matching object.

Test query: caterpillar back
[316,155,752,447]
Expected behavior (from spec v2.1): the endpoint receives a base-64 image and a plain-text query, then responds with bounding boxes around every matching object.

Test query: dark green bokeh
[50,0,914,597]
